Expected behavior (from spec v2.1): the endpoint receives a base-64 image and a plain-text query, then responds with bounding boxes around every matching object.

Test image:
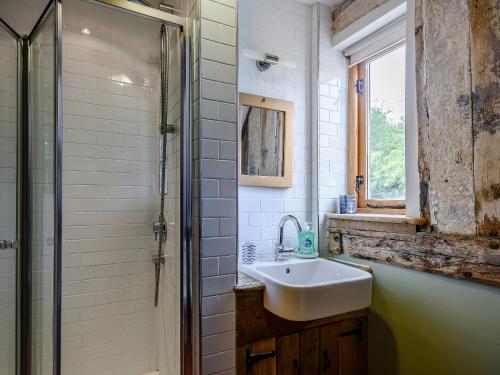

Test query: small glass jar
[346,201,356,214]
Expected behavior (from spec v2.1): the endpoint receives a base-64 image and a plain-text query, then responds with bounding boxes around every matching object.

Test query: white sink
[240,258,372,321]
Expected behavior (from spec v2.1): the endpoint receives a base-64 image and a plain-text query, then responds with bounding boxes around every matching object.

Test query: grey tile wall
[198,0,238,374]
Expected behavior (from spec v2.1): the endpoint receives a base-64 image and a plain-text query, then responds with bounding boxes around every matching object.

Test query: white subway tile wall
[238,0,314,260]
[0,26,17,375]
[199,0,238,374]
[316,4,348,252]
[61,1,162,373]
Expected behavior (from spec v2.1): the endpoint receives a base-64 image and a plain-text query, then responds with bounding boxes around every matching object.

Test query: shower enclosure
[0,0,196,374]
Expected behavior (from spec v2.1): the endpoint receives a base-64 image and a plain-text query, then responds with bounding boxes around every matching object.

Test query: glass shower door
[0,1,62,374]
[2,0,193,373]
[0,21,19,375]
[29,2,61,374]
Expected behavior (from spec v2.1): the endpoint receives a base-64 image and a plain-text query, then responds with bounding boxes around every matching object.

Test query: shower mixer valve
[153,220,167,241]
[152,254,165,264]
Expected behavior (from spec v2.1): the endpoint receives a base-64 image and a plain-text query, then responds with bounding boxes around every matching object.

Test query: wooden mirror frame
[238,93,294,188]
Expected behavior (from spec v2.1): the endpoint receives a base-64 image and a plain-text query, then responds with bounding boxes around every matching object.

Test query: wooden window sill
[326,213,427,235]
[326,213,427,225]
[327,214,428,254]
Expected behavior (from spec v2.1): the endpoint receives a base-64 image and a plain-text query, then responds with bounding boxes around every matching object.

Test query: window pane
[367,44,406,200]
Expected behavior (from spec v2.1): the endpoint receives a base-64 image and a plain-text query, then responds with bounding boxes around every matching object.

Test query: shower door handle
[0,239,18,250]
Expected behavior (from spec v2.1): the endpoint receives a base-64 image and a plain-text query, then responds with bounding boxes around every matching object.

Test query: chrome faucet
[274,215,303,261]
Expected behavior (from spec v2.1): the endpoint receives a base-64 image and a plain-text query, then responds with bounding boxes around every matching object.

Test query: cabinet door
[277,333,301,374]
[339,319,359,375]
[320,323,340,374]
[301,328,320,373]
[339,318,368,375]
[320,318,368,375]
[249,338,276,375]
[359,318,368,374]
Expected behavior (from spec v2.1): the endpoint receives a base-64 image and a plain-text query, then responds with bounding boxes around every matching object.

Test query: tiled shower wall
[61,1,161,373]
[238,0,314,259]
[198,0,238,373]
[0,26,17,375]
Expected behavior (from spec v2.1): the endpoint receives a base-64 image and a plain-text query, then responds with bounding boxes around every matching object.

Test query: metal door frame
[5,1,64,374]
[3,0,195,374]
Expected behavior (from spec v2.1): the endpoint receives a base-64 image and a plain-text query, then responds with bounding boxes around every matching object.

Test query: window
[348,42,406,213]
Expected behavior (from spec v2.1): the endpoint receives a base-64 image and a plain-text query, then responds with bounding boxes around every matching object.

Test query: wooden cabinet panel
[237,316,367,375]
[249,338,276,375]
[300,328,320,373]
[358,318,368,375]
[277,333,301,374]
[339,319,358,375]
[320,323,340,374]
[340,334,358,375]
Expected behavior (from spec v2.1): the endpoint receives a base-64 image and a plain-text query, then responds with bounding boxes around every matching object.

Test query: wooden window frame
[347,45,406,215]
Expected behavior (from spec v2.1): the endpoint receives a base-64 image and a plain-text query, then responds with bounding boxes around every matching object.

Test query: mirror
[239,93,294,187]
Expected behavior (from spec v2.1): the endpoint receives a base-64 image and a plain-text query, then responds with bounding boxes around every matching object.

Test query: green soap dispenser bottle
[297,222,318,258]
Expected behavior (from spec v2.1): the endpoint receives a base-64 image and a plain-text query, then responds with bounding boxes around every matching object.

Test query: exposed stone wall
[417,0,500,236]
[470,0,500,236]
[421,0,476,234]
[333,0,499,237]
[330,0,500,284]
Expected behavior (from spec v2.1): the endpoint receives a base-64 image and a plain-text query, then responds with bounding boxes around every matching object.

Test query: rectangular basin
[240,258,372,321]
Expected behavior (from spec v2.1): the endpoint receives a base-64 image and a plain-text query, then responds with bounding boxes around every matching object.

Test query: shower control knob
[152,254,165,265]
[153,220,167,241]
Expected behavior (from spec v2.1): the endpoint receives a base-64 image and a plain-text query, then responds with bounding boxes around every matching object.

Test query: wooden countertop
[234,271,265,292]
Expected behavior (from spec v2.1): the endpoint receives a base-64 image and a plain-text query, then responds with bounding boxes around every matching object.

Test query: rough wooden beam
[414,0,431,221]
[331,0,387,33]
[470,0,500,236]
[328,226,500,286]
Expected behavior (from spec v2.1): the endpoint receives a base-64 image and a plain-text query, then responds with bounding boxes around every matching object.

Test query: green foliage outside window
[368,106,405,200]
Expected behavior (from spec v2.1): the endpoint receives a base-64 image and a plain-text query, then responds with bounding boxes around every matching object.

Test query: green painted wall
[338,256,500,375]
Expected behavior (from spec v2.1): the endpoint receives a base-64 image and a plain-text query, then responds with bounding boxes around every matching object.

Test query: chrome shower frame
[1,0,195,374]
[1,1,63,374]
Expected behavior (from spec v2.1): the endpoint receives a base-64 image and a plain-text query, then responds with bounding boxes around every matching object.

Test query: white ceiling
[296,0,343,7]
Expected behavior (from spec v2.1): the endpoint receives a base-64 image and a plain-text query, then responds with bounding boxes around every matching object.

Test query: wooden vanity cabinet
[235,276,368,375]
[242,316,367,375]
